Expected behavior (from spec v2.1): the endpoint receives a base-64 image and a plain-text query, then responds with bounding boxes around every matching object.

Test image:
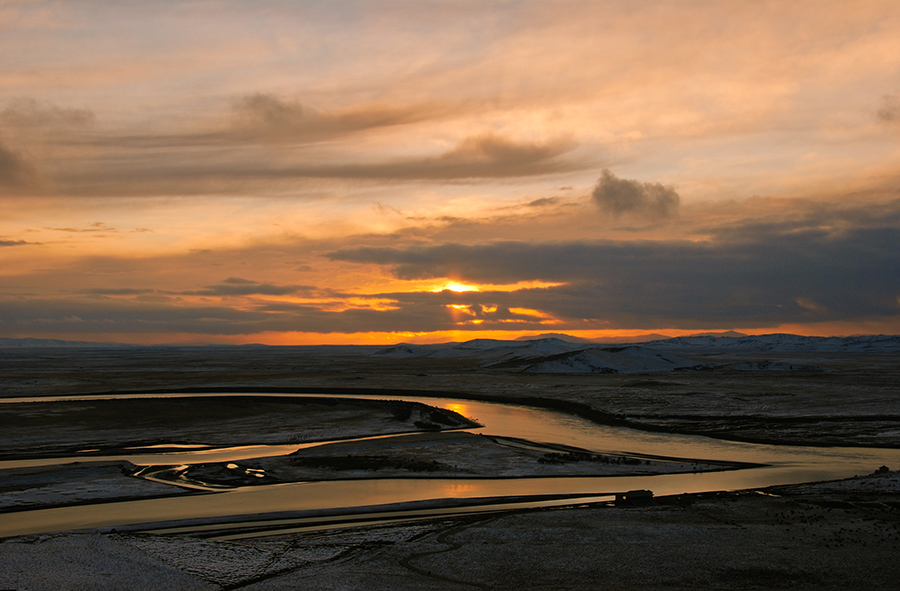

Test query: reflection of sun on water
[444,403,475,423]
[444,483,478,496]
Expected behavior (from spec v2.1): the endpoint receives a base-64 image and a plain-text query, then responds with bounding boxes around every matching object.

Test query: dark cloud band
[329,224,900,327]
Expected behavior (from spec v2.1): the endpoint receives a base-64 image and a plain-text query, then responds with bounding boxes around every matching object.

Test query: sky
[1,0,900,345]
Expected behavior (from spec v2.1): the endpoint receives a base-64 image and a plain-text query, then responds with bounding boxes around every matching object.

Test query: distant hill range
[0,337,133,348]
[379,333,900,356]
[640,333,900,353]
[3,334,899,376]
[374,333,900,374]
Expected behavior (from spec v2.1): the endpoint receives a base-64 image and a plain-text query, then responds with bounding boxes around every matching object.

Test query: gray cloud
[231,93,441,143]
[3,91,581,197]
[1,98,95,129]
[49,132,579,196]
[186,278,314,297]
[45,222,117,233]
[85,288,157,296]
[5,197,898,337]
[222,277,256,285]
[526,197,563,208]
[4,215,898,336]
[226,132,576,181]
[328,219,900,328]
[591,169,680,219]
[0,296,457,336]
[0,140,43,193]
[877,94,900,123]
[75,93,453,152]
[313,132,576,180]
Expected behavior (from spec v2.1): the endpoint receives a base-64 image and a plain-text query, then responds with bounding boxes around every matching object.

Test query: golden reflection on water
[6,392,900,538]
[443,482,479,496]
[444,403,475,423]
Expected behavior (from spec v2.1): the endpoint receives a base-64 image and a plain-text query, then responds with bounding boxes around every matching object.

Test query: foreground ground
[2,469,899,590]
[1,344,898,589]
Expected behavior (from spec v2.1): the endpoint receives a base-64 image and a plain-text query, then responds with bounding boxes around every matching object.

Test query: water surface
[2,392,898,537]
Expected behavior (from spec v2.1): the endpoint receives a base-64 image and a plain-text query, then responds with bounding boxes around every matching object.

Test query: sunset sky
[2,0,900,345]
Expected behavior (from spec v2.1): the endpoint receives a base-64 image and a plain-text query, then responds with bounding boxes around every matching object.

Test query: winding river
[2,392,900,538]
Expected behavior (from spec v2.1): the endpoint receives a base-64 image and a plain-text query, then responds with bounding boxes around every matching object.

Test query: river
[2,392,899,538]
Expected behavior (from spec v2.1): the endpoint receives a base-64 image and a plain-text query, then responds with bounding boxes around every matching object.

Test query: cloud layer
[2,194,897,341]
[2,1,900,342]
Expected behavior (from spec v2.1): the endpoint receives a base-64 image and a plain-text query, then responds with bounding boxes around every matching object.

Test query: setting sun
[435,282,480,293]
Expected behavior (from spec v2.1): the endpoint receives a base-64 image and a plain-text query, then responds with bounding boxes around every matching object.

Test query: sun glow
[426,280,565,293]
[434,282,480,293]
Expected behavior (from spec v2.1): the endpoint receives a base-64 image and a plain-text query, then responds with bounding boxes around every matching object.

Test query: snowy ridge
[369,334,900,374]
[371,333,900,361]
[424,337,580,360]
[484,345,707,374]
[645,333,900,353]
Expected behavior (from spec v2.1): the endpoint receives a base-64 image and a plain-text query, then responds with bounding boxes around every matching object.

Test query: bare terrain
[1,340,899,589]
[0,396,476,461]
[165,431,740,488]
[3,470,899,590]
[1,342,898,448]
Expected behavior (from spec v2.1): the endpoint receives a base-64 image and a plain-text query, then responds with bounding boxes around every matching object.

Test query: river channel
[2,392,900,538]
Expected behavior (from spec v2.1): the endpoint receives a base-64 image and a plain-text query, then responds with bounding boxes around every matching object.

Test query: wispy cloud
[44,131,580,197]
[228,93,451,143]
[185,277,315,297]
[44,222,116,233]
[0,238,35,247]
